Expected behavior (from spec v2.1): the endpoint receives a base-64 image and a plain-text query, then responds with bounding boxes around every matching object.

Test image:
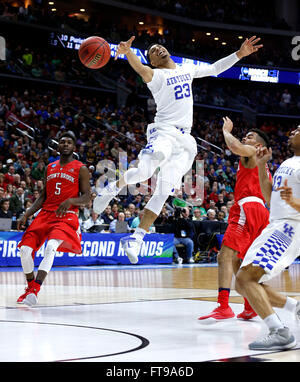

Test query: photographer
[170,206,195,264]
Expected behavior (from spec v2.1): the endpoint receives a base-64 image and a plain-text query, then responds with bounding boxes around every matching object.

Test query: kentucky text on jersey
[47,172,75,183]
[166,73,192,85]
[274,166,295,176]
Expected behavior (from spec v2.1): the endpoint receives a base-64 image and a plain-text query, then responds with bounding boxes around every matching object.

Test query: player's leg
[17,213,49,304]
[235,264,295,350]
[235,219,300,350]
[121,144,195,264]
[93,135,173,215]
[198,245,236,321]
[173,238,183,264]
[260,284,299,317]
[180,237,194,263]
[17,245,36,304]
[24,239,63,307]
[121,179,173,264]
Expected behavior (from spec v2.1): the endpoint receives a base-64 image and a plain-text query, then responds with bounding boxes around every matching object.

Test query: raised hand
[256,146,272,165]
[222,116,233,133]
[115,36,135,60]
[237,36,263,58]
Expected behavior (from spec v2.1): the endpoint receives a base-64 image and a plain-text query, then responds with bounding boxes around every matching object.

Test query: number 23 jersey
[42,159,83,213]
[147,64,196,131]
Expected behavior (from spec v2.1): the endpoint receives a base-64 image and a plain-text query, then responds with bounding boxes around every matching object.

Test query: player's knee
[45,239,59,255]
[39,239,61,273]
[20,245,33,260]
[20,245,34,274]
[235,267,251,292]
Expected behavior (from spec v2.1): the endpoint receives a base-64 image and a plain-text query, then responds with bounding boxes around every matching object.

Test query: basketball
[78,36,111,69]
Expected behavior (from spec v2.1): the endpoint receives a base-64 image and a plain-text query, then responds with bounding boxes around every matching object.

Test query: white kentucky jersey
[270,155,300,221]
[146,52,239,132]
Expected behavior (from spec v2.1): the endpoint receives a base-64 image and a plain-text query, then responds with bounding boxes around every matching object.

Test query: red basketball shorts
[17,209,82,255]
[222,197,269,260]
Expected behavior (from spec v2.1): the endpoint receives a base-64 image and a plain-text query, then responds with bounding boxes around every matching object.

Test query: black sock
[35,279,43,286]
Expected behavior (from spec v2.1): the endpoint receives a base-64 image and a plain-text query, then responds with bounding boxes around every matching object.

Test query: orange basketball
[78,36,111,69]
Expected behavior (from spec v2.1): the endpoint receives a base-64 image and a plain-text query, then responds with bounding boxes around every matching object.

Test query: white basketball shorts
[240,218,300,283]
[138,123,197,190]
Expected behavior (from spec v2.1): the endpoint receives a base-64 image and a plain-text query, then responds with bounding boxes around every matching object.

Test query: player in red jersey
[198,117,271,322]
[16,131,91,306]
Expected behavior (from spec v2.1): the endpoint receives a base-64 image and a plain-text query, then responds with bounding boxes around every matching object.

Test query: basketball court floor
[0,263,299,363]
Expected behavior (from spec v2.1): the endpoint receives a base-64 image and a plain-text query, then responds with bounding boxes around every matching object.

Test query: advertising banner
[0,232,174,266]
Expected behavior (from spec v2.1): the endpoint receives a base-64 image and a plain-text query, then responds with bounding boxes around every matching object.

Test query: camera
[174,207,185,218]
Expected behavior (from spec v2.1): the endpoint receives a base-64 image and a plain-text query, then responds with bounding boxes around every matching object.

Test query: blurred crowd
[0,0,292,30]
[0,82,295,230]
[0,0,297,70]
[1,41,300,118]
[124,0,291,29]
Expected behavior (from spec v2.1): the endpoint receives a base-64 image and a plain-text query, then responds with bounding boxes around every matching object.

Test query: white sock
[264,313,284,330]
[283,296,298,313]
[133,227,146,239]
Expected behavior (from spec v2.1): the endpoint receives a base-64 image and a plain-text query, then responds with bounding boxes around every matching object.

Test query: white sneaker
[295,301,300,320]
[249,327,296,351]
[93,182,118,214]
[23,292,38,307]
[121,235,143,264]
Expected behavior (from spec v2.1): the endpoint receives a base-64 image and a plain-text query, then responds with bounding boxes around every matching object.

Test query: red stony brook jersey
[234,160,272,203]
[42,159,83,212]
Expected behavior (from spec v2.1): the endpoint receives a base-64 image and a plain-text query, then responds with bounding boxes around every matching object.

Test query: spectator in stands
[9,187,25,217]
[220,205,229,223]
[192,207,206,221]
[109,211,129,233]
[131,209,144,229]
[217,210,226,222]
[216,193,227,210]
[205,209,218,221]
[100,205,115,225]
[124,209,134,226]
[82,211,104,233]
[4,184,13,199]
[4,164,15,186]
[0,198,13,218]
[171,207,195,264]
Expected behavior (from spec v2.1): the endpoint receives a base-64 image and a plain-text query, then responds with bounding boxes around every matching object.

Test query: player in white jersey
[93,35,263,264]
[235,126,300,350]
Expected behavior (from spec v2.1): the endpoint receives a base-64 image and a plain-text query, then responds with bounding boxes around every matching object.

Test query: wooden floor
[0,263,299,364]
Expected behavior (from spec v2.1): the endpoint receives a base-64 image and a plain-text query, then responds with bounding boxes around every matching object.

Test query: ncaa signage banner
[0,232,174,266]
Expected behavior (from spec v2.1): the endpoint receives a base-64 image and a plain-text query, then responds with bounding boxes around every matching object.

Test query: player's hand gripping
[56,199,72,218]
[277,179,295,206]
[237,36,263,58]
[256,146,272,166]
[115,36,135,60]
[222,116,234,133]
[17,214,28,231]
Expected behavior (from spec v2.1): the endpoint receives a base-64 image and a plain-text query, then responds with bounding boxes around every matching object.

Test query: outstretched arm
[195,36,263,78]
[222,117,256,157]
[115,36,154,83]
